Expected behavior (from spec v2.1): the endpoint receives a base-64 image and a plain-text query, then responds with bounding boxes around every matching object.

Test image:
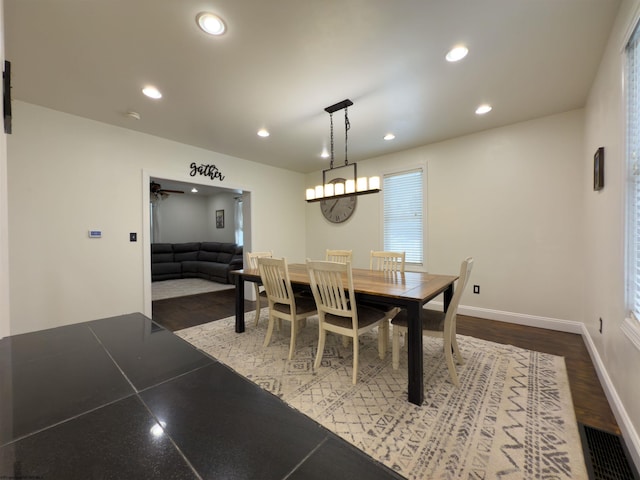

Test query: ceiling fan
[150,181,184,200]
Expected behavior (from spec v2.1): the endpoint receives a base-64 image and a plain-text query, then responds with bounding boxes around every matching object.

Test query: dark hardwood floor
[153,288,620,436]
[152,288,253,331]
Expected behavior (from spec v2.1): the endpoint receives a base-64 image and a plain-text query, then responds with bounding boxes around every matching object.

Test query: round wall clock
[320,178,357,223]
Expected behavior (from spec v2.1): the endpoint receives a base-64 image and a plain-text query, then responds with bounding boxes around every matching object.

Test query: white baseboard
[430,302,640,472]
[426,302,584,333]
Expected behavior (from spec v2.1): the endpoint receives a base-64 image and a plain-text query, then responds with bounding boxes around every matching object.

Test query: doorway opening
[142,172,253,318]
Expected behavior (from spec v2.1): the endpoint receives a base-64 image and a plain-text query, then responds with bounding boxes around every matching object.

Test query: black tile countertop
[0,313,404,479]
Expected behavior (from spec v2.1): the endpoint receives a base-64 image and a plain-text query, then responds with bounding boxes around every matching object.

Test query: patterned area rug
[152,278,234,301]
[177,310,587,479]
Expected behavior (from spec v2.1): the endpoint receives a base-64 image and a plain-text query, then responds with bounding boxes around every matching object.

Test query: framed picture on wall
[3,60,12,134]
[594,147,604,191]
[216,209,224,228]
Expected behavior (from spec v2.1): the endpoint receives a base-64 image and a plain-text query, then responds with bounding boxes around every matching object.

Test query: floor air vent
[579,423,639,480]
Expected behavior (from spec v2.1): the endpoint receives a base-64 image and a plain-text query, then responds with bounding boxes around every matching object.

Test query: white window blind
[627,23,640,322]
[383,168,424,264]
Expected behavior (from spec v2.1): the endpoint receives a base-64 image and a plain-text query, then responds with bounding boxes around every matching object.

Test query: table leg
[234,276,245,333]
[406,301,424,405]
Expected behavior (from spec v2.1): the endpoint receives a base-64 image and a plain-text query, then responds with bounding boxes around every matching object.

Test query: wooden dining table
[230,264,458,406]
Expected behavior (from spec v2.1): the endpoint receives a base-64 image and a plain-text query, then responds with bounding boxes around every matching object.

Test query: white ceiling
[4,0,621,174]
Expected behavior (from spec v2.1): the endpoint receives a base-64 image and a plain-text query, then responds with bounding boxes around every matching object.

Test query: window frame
[624,15,640,350]
[380,164,427,269]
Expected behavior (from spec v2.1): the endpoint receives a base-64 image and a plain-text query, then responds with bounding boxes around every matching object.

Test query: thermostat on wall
[88,230,102,238]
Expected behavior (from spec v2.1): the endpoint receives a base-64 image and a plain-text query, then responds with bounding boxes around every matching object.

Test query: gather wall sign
[190,162,225,182]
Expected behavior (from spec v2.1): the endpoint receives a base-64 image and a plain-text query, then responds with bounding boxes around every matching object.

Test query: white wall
[154,194,210,243]
[307,109,585,323]
[154,191,238,244]
[7,101,306,335]
[583,0,640,466]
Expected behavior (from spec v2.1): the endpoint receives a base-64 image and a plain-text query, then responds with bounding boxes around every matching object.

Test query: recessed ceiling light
[191,188,198,193]
[257,129,270,137]
[142,86,162,99]
[475,104,492,115]
[446,46,469,62]
[321,149,330,158]
[383,133,395,141]
[196,12,226,36]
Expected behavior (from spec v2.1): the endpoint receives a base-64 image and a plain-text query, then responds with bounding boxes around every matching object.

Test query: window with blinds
[383,168,424,265]
[626,22,640,322]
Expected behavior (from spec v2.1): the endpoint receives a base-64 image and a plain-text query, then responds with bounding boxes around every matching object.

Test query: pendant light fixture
[305,99,380,202]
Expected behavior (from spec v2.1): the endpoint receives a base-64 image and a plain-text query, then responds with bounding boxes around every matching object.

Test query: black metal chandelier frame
[306,99,381,203]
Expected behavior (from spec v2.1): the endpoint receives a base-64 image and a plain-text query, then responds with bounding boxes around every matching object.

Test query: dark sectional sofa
[151,242,243,284]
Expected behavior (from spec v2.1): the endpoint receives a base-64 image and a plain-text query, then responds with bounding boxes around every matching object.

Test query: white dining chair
[246,251,273,326]
[306,259,392,384]
[391,257,474,387]
[325,249,352,263]
[369,250,406,273]
[258,257,317,360]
